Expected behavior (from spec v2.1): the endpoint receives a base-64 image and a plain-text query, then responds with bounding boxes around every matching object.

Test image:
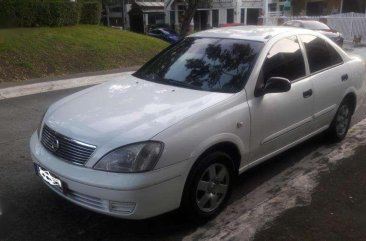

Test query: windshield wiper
[163,78,202,90]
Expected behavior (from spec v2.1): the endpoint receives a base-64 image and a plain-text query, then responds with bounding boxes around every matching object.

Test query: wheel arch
[342,91,357,115]
[180,140,242,213]
[191,141,242,176]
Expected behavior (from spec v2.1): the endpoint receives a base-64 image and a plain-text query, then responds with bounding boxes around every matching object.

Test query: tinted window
[262,36,306,82]
[134,38,264,93]
[301,35,343,73]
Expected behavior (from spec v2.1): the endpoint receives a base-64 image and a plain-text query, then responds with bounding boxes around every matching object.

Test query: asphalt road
[1,80,366,241]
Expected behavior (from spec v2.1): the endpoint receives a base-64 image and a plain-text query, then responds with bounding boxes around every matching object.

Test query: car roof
[189,26,314,42]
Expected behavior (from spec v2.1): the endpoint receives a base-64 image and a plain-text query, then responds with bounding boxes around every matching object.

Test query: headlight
[94,141,164,173]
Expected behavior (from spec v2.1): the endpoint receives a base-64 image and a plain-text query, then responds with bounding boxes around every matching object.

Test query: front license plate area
[38,166,63,191]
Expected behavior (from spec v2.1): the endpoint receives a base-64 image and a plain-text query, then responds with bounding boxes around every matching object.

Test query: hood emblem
[50,138,60,152]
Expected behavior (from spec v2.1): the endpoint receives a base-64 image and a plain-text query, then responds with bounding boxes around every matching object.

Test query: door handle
[341,74,348,81]
[303,89,313,98]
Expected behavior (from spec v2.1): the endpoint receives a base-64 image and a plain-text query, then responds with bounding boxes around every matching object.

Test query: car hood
[45,74,233,147]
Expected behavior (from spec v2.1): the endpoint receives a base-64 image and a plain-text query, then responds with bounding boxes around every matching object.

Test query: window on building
[170,11,175,27]
[240,8,245,24]
[269,3,277,12]
[212,9,219,27]
[227,9,234,23]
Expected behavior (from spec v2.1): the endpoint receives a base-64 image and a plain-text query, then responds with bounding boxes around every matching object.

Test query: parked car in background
[283,20,344,47]
[147,28,180,43]
[31,26,365,221]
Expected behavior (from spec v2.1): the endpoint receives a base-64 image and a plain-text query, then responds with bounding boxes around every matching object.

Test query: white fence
[327,13,366,43]
[262,12,366,44]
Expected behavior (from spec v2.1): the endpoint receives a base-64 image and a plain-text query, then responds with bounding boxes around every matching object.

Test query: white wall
[219,9,227,24]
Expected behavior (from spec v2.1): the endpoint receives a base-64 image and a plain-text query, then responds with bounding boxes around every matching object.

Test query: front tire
[326,99,353,142]
[180,151,235,221]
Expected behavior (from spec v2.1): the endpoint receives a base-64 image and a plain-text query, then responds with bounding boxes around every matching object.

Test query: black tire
[326,99,353,142]
[180,151,235,221]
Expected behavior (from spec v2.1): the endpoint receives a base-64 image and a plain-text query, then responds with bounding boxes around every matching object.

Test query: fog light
[109,201,136,214]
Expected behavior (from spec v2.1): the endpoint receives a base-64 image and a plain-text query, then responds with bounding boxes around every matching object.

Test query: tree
[179,0,211,36]
[342,0,366,13]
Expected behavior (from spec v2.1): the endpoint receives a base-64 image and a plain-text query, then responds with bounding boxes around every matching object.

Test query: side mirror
[255,77,291,97]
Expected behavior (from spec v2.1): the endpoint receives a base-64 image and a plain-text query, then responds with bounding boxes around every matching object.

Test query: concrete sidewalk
[0,66,139,100]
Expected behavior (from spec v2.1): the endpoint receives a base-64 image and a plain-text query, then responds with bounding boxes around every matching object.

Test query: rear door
[299,35,347,130]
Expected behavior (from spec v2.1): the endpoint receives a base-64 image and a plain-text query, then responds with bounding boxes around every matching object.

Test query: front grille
[41,125,96,165]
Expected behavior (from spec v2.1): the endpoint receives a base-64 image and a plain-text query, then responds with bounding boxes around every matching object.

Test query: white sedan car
[30,26,366,220]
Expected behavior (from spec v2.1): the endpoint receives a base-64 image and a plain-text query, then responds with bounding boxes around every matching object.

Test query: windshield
[134,37,264,93]
[303,21,330,30]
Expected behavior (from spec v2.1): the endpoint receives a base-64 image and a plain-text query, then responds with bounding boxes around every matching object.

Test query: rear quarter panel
[347,57,366,111]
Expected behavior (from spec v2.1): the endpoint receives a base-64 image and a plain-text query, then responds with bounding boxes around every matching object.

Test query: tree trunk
[180,5,197,36]
[106,6,110,27]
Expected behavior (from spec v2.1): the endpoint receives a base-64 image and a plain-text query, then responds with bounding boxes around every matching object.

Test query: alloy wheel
[335,104,350,137]
[195,163,229,213]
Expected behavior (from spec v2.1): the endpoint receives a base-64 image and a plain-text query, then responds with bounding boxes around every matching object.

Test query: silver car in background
[30,26,366,220]
[283,20,344,47]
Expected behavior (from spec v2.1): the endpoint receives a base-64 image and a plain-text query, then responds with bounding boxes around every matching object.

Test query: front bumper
[30,132,189,219]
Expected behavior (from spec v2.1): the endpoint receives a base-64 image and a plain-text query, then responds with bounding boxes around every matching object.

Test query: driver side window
[262,36,306,84]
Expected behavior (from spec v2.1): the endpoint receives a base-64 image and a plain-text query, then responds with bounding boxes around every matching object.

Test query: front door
[248,35,314,162]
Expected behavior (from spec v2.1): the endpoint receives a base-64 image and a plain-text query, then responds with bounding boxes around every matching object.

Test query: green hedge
[47,1,80,26]
[80,2,102,25]
[0,0,101,28]
[0,0,17,27]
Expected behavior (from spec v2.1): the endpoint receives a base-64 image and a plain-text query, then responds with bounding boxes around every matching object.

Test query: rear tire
[326,99,353,142]
[180,151,235,221]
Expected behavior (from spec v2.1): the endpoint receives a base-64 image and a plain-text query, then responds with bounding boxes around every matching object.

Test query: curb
[0,71,134,100]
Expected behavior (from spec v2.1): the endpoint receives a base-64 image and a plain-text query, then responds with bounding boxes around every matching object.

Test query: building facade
[292,0,366,16]
[103,0,165,33]
[164,0,291,32]
[103,0,366,33]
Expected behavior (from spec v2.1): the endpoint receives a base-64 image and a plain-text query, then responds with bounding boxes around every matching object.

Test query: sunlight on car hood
[45,74,234,146]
